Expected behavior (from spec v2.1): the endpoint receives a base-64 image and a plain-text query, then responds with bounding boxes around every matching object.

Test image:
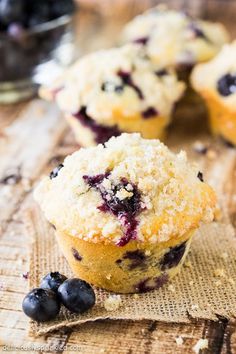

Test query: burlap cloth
[26,198,236,336]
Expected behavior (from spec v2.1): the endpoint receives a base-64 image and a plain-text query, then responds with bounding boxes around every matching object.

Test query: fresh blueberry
[0,0,24,26]
[51,0,75,19]
[27,1,51,27]
[7,22,24,38]
[49,163,64,179]
[217,73,236,97]
[58,278,95,314]
[22,288,60,322]
[40,272,67,293]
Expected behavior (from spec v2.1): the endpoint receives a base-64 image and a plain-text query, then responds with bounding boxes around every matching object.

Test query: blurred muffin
[34,133,216,293]
[191,41,236,146]
[121,6,229,75]
[39,45,185,146]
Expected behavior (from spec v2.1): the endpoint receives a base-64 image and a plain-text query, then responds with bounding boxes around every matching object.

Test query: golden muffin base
[56,229,194,293]
[208,99,236,146]
[66,113,167,147]
[201,91,236,146]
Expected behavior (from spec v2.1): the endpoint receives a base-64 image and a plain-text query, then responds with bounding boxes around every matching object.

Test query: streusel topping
[44,44,185,122]
[121,6,229,68]
[191,41,236,110]
[34,133,216,245]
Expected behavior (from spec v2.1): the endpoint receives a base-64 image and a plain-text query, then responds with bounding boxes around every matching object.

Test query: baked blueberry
[123,250,147,270]
[74,108,121,144]
[197,171,204,182]
[72,248,82,261]
[133,37,149,45]
[160,242,186,270]
[22,288,60,322]
[155,69,168,77]
[49,164,64,179]
[58,278,95,314]
[188,22,208,41]
[83,174,143,246]
[142,107,158,119]
[117,70,144,99]
[40,272,67,293]
[217,73,236,97]
[136,273,169,292]
[101,81,124,94]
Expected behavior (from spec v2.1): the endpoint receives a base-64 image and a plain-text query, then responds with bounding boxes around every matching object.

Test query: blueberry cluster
[0,0,75,33]
[22,272,95,322]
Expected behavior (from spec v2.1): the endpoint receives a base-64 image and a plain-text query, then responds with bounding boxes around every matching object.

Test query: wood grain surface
[0,5,236,354]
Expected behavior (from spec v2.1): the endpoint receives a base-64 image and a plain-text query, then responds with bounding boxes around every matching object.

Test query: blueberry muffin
[191,41,236,146]
[34,133,216,293]
[121,7,229,75]
[39,45,185,146]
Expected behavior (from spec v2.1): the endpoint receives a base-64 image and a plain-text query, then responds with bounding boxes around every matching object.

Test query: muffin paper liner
[26,203,236,336]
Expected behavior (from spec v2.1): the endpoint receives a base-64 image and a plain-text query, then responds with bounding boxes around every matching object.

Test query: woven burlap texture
[26,202,236,336]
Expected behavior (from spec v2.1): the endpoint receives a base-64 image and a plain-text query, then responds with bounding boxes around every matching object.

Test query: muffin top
[121,7,229,68]
[191,41,236,110]
[40,44,185,123]
[34,133,216,246]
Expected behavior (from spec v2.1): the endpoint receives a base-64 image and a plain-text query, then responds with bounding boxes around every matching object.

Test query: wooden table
[0,6,236,354]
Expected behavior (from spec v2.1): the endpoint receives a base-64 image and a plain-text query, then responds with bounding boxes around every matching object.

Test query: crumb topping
[191,41,236,110]
[122,6,229,67]
[44,45,185,122]
[34,133,216,245]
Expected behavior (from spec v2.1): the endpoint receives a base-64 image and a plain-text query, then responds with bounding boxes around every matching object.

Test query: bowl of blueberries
[0,0,76,103]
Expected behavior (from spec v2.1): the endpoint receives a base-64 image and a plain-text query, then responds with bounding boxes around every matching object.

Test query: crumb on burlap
[191,304,199,310]
[175,336,184,346]
[228,277,235,285]
[221,252,228,260]
[193,339,208,353]
[168,284,175,292]
[184,260,192,268]
[214,268,226,278]
[104,295,122,311]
